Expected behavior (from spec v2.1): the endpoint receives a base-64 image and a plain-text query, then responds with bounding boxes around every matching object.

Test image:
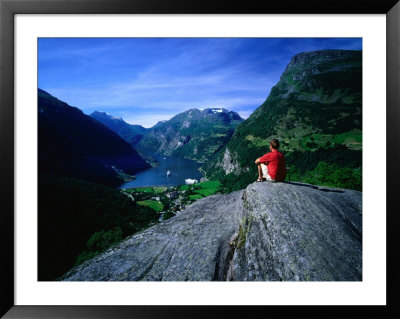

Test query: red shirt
[259,150,286,181]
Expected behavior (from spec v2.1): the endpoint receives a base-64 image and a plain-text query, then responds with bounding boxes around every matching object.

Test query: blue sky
[38,38,362,127]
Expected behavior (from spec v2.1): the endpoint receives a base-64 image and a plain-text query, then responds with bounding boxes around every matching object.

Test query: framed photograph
[1,0,399,318]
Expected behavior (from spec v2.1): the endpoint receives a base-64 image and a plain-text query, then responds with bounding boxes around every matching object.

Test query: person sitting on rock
[255,138,287,182]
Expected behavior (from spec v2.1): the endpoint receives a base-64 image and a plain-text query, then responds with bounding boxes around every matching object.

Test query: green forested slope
[38,174,159,280]
[203,50,362,192]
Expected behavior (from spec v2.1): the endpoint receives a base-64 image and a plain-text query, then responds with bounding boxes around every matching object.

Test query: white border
[15,14,386,305]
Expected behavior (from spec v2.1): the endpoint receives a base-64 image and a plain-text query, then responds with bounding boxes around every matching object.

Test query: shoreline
[117,155,204,189]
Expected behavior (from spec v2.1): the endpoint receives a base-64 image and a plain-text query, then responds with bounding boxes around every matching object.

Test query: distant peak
[91,111,123,121]
[203,108,243,119]
[202,108,228,114]
[91,111,105,115]
[152,120,168,128]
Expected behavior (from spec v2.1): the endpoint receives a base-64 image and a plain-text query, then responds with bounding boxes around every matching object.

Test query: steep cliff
[60,181,362,281]
[203,50,362,192]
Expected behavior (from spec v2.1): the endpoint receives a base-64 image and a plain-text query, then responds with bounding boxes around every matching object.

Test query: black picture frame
[1,0,399,318]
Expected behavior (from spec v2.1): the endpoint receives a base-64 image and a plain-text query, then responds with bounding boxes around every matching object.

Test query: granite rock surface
[61,181,362,281]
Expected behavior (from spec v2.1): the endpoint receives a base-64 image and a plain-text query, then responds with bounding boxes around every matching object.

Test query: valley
[38,48,363,281]
[121,180,222,222]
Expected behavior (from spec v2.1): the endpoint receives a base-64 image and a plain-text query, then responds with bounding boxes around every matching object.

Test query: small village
[120,181,221,222]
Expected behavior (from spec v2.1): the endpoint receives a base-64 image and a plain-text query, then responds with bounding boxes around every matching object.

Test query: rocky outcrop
[287,49,361,69]
[60,181,362,281]
[230,182,361,281]
[217,148,242,175]
[280,50,362,95]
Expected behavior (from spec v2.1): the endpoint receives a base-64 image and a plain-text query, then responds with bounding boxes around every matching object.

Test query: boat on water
[185,178,198,185]
[166,170,171,177]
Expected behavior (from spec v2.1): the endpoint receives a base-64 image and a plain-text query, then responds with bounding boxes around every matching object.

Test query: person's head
[270,139,280,151]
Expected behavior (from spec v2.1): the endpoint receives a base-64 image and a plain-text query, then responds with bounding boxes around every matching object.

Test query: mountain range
[38,89,150,186]
[38,49,362,191]
[135,108,244,163]
[38,48,363,281]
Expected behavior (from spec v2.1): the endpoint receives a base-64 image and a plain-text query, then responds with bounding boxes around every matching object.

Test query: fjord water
[118,156,203,189]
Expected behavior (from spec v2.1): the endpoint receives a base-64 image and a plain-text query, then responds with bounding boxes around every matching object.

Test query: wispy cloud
[39,38,362,127]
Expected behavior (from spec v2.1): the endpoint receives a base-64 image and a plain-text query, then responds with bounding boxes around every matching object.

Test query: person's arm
[255,158,261,164]
[258,152,272,164]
